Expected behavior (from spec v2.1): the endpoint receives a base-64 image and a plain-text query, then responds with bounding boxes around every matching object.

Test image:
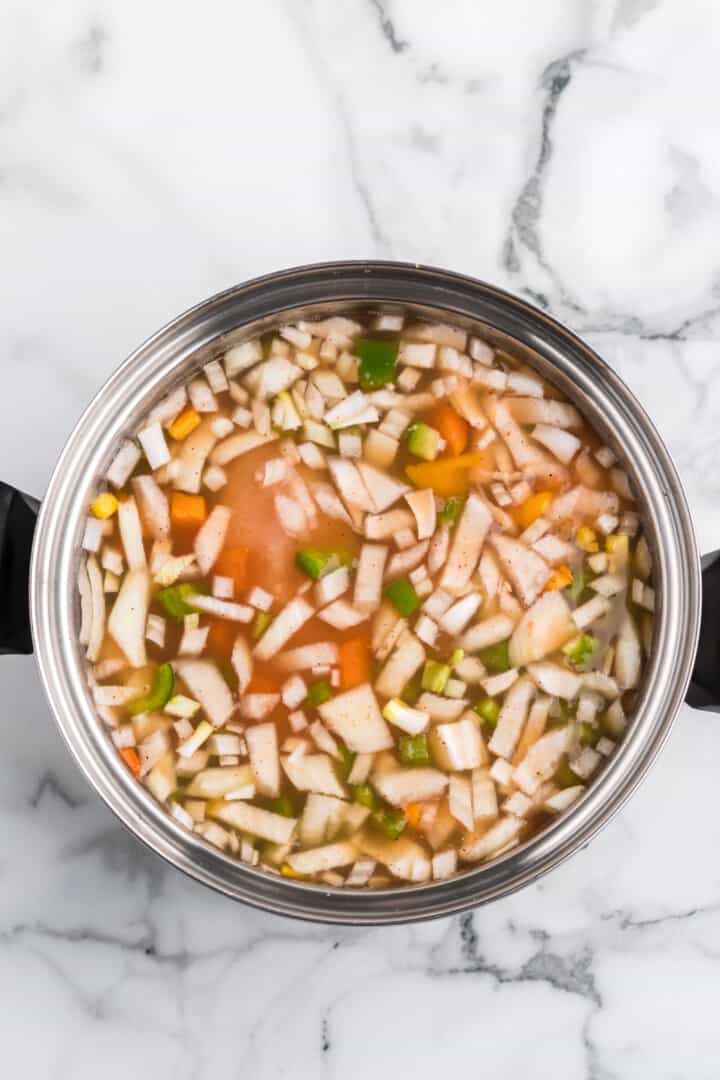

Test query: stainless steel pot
[0,261,714,924]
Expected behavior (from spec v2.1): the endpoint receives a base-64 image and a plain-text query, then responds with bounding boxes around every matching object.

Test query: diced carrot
[119,746,141,779]
[544,564,573,591]
[246,672,280,694]
[339,637,371,690]
[511,490,553,530]
[406,451,486,497]
[214,545,249,592]
[170,491,207,530]
[405,801,423,829]
[207,618,236,658]
[168,407,201,441]
[428,402,469,457]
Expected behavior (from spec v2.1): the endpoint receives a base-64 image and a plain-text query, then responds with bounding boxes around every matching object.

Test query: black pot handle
[686,550,720,710]
[0,481,40,655]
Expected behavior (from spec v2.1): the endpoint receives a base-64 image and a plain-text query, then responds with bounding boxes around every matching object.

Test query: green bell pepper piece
[129,662,174,715]
[356,339,398,390]
[398,733,430,767]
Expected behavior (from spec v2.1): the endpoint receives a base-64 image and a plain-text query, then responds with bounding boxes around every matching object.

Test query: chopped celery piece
[356,338,398,390]
[372,807,407,840]
[129,663,174,715]
[156,583,199,619]
[479,640,510,673]
[398,733,430,767]
[450,648,464,667]
[402,670,423,706]
[562,634,598,666]
[565,565,592,604]
[421,660,451,693]
[578,723,600,746]
[438,495,465,525]
[253,611,273,639]
[406,421,441,461]
[295,548,350,580]
[271,794,295,817]
[384,577,420,617]
[305,680,333,707]
[338,742,356,779]
[474,696,500,728]
[354,783,377,810]
[555,757,582,788]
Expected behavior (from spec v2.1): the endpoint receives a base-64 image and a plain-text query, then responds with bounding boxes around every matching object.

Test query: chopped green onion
[305,680,333,707]
[562,634,598,666]
[271,794,295,817]
[479,640,511,673]
[129,662,174,715]
[353,783,377,811]
[384,577,420,617]
[421,660,451,693]
[406,421,441,461]
[337,742,356,779]
[356,339,398,390]
[438,495,465,525]
[155,583,199,619]
[252,611,273,639]
[450,648,464,668]
[398,733,430,767]
[372,806,407,840]
[474,696,500,727]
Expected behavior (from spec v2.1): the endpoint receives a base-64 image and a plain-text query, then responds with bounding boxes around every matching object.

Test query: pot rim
[30,260,701,924]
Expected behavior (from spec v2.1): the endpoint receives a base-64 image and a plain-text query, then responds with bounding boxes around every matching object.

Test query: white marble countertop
[3,2,720,1076]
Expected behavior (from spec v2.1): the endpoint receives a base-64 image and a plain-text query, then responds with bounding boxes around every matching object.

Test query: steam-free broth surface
[79,312,653,888]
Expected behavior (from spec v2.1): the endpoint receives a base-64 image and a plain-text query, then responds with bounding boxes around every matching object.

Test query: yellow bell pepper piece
[544,563,573,591]
[405,451,485,497]
[280,863,304,879]
[168,407,201,441]
[512,490,553,530]
[605,533,629,573]
[90,492,118,519]
[576,526,599,553]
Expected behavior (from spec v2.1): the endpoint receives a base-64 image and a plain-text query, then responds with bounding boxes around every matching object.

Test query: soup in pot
[78,311,654,888]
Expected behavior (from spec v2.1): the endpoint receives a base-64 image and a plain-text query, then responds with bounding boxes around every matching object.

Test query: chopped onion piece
[429,715,487,771]
[460,815,523,863]
[277,641,339,672]
[448,774,474,830]
[189,594,253,622]
[417,693,467,721]
[245,722,280,796]
[375,768,448,807]
[488,676,535,760]
[174,659,234,727]
[107,440,142,489]
[383,698,430,735]
[209,799,296,845]
[353,544,388,613]
[527,661,582,700]
[194,505,232,575]
[318,683,393,753]
[375,632,425,699]
[440,494,492,594]
[318,599,367,630]
[572,595,611,630]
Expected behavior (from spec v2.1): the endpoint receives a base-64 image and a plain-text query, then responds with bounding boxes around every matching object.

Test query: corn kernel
[168,407,201,441]
[576,526,599,553]
[280,863,303,879]
[90,492,118,519]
